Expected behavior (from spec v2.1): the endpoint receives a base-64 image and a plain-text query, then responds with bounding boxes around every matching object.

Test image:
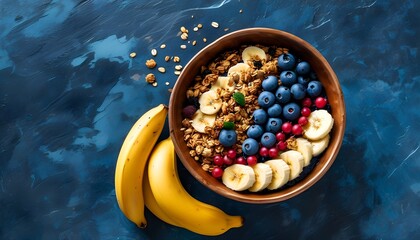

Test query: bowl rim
[169,27,346,204]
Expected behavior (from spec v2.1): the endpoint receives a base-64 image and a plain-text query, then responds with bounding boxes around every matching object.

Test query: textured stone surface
[0,0,419,239]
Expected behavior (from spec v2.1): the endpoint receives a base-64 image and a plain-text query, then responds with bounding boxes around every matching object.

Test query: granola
[181,45,288,171]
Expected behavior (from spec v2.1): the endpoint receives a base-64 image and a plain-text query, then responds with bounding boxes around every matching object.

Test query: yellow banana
[147,137,243,236]
[114,104,167,228]
[143,170,180,227]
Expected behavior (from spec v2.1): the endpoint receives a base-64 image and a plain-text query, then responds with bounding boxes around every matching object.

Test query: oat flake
[151,49,157,56]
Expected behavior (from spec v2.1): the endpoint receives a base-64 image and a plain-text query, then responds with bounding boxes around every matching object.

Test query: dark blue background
[1,0,419,239]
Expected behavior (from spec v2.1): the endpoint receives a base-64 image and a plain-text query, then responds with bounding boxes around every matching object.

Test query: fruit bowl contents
[180,45,334,193]
[169,28,345,203]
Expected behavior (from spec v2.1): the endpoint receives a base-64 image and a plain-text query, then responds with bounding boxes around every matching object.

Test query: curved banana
[114,104,168,228]
[148,137,243,236]
[143,170,180,227]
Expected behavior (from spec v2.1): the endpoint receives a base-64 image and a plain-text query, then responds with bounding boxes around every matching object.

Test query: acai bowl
[168,28,345,204]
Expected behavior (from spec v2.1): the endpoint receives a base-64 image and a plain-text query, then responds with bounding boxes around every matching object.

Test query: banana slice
[279,150,304,180]
[295,138,313,167]
[210,76,235,93]
[222,164,256,191]
[227,62,250,76]
[265,160,290,190]
[198,90,222,115]
[191,110,216,133]
[242,46,267,65]
[311,134,330,157]
[248,163,273,192]
[303,110,334,141]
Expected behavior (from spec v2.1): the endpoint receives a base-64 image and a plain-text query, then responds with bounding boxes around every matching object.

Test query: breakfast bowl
[168,28,345,204]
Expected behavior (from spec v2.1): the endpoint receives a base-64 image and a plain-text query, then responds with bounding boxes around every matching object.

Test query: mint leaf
[233,92,245,106]
[223,121,235,130]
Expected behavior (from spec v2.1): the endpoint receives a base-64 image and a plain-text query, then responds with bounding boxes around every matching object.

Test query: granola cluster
[181,45,288,172]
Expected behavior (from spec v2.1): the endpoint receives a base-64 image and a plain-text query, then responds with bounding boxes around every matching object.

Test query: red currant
[213,155,224,166]
[282,122,293,133]
[227,149,236,159]
[235,156,247,165]
[302,97,312,107]
[223,155,234,166]
[268,147,279,158]
[246,156,258,166]
[298,116,308,126]
[292,124,303,136]
[276,132,286,142]
[211,167,223,178]
[315,97,327,108]
[301,107,311,117]
[259,147,269,157]
[277,141,287,151]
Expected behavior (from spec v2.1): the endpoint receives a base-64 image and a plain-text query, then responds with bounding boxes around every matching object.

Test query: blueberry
[267,103,282,117]
[290,83,306,100]
[307,81,323,98]
[262,75,278,92]
[260,132,277,148]
[247,125,264,139]
[295,61,311,75]
[258,91,276,108]
[275,86,291,104]
[278,53,296,70]
[242,138,259,156]
[218,129,237,147]
[253,109,268,125]
[297,76,310,87]
[265,118,282,133]
[280,71,297,87]
[283,102,301,121]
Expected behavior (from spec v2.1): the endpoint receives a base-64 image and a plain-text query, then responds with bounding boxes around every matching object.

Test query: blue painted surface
[1,0,419,239]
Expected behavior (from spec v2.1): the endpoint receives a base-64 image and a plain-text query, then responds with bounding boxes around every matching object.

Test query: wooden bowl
[169,28,345,204]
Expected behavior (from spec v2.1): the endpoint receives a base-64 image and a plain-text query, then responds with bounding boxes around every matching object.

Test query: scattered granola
[211,22,219,28]
[145,59,157,69]
[129,52,137,58]
[145,73,156,83]
[151,49,158,56]
[158,67,166,73]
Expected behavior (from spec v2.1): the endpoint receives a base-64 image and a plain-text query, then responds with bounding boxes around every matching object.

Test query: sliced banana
[279,150,304,180]
[265,160,290,190]
[242,46,267,65]
[198,90,222,115]
[222,164,255,191]
[295,138,313,167]
[210,76,235,93]
[191,110,216,133]
[248,163,273,192]
[303,109,334,141]
[311,134,330,157]
[227,62,250,76]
